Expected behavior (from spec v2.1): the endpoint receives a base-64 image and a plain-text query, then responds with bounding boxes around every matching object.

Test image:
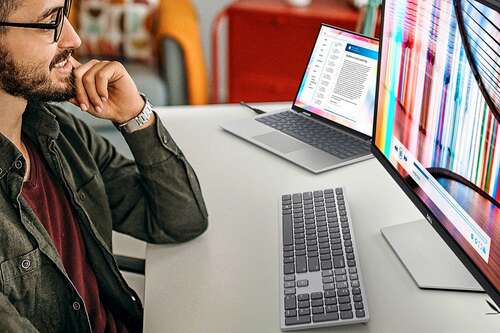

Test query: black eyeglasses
[0,0,72,43]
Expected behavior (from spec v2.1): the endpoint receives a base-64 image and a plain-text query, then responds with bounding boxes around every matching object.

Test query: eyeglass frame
[0,0,73,43]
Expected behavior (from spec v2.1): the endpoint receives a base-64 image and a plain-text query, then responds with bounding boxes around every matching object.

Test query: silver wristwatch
[118,94,154,133]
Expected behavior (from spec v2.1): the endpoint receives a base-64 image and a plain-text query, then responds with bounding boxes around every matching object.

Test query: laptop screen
[294,25,379,137]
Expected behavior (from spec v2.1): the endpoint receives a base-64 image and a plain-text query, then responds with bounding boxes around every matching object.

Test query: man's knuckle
[82,74,93,85]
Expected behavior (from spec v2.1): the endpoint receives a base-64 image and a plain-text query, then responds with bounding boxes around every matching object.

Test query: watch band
[118,94,154,133]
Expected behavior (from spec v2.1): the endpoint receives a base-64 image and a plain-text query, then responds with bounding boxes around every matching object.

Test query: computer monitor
[372,0,499,306]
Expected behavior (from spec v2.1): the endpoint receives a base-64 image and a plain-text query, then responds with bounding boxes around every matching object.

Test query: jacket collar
[0,99,60,179]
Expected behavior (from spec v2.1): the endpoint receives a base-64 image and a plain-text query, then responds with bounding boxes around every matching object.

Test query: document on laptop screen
[295,26,379,136]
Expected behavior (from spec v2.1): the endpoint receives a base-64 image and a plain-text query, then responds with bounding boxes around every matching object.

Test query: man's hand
[68,57,146,125]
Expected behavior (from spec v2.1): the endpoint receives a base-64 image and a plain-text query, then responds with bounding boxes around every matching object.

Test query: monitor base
[381,220,484,292]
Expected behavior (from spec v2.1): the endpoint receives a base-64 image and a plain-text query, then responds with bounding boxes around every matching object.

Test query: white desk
[143,103,499,332]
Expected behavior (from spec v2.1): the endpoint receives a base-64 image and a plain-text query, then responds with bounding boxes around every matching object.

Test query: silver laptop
[222,24,379,174]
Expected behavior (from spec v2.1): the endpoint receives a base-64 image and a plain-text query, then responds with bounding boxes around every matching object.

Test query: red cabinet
[212,0,361,103]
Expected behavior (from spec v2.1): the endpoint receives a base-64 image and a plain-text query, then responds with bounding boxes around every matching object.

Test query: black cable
[486,299,500,315]
[239,101,266,115]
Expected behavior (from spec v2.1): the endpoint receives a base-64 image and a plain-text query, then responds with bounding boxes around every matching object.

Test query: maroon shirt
[21,138,128,333]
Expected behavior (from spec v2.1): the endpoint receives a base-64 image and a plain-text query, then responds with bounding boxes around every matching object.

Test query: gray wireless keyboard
[279,187,369,330]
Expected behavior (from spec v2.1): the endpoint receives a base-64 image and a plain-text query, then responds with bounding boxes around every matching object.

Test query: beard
[0,47,76,103]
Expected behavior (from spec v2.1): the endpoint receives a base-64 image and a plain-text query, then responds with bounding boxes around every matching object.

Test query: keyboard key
[298,300,310,308]
[296,249,306,256]
[355,302,364,310]
[284,274,295,282]
[292,194,302,203]
[285,315,311,326]
[333,256,345,268]
[337,289,350,297]
[320,254,332,261]
[295,244,305,251]
[335,275,347,282]
[353,295,362,302]
[312,306,324,315]
[321,260,332,270]
[308,251,319,257]
[339,303,352,311]
[283,214,293,246]
[297,294,309,301]
[308,257,320,271]
[285,309,297,317]
[320,248,331,255]
[352,288,361,295]
[324,290,336,298]
[311,292,323,300]
[297,279,309,287]
[284,295,296,310]
[284,281,295,288]
[325,298,337,305]
[338,296,351,304]
[299,308,310,316]
[340,311,354,320]
[311,299,323,307]
[323,283,335,290]
[303,192,313,199]
[337,282,348,289]
[312,312,339,322]
[322,276,334,284]
[284,263,295,274]
[326,305,338,313]
[356,310,366,318]
[285,288,296,295]
[321,270,333,277]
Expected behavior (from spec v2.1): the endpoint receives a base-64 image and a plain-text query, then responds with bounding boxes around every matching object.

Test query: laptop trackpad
[253,132,308,154]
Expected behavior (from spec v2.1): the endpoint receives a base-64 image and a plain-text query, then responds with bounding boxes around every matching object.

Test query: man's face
[0,0,81,102]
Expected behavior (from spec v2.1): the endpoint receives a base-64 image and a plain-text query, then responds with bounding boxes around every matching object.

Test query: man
[0,0,209,332]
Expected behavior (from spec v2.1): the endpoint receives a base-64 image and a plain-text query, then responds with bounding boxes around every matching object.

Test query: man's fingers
[94,62,119,102]
[81,61,109,112]
[69,56,81,68]
[73,59,100,111]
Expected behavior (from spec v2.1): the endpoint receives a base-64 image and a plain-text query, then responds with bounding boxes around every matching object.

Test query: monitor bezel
[291,23,379,141]
[371,0,500,306]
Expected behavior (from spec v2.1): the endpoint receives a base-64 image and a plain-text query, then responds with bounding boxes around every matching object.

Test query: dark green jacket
[0,100,209,332]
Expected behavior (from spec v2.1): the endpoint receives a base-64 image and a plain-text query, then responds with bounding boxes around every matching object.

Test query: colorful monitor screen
[294,25,379,136]
[373,0,500,296]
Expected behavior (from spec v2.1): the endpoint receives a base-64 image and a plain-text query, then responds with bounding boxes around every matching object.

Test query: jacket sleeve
[73,111,209,244]
[0,293,39,332]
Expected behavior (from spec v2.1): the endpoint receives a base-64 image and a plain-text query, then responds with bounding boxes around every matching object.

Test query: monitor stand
[381,220,484,292]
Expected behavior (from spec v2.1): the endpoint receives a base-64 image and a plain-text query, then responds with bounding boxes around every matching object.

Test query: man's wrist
[116,94,155,133]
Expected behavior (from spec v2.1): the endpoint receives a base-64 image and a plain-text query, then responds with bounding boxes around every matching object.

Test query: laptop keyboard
[257,112,370,160]
[279,188,369,330]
